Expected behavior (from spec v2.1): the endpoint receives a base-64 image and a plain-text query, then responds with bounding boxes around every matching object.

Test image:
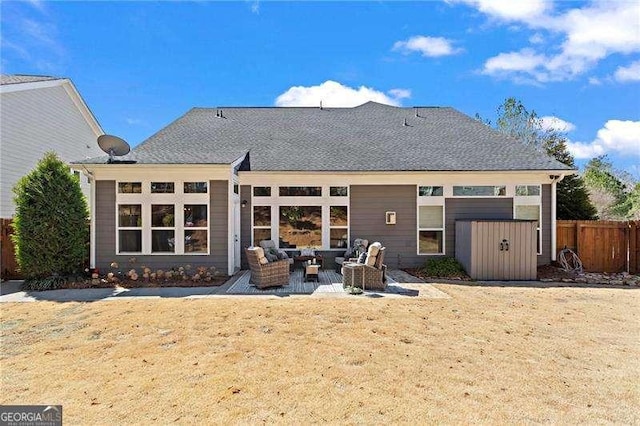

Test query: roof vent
[403,118,409,127]
[216,109,225,119]
[415,108,419,118]
[320,100,323,110]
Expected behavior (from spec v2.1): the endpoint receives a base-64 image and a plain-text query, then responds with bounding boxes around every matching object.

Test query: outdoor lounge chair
[245,247,290,289]
[259,240,294,269]
[342,242,387,291]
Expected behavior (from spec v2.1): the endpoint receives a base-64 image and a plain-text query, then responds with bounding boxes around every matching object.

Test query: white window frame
[251,185,349,250]
[251,205,272,245]
[115,180,210,255]
[117,203,143,255]
[514,184,542,255]
[417,186,445,255]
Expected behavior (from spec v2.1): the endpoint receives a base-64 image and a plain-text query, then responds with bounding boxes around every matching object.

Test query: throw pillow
[301,248,315,256]
[265,252,278,262]
[357,252,367,264]
[258,255,268,265]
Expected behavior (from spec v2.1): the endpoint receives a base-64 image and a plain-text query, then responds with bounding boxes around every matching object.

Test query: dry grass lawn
[1,284,639,424]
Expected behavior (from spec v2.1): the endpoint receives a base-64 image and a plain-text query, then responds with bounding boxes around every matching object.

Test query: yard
[1,283,638,423]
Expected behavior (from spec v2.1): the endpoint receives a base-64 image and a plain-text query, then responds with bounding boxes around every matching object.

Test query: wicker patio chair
[245,247,290,289]
[342,243,387,291]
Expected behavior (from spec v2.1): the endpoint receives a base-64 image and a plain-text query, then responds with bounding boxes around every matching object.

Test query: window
[330,186,348,197]
[418,186,443,196]
[118,182,142,194]
[453,186,506,196]
[279,186,322,197]
[418,205,444,254]
[118,205,142,253]
[253,206,271,244]
[279,206,322,248]
[151,182,175,193]
[253,187,271,197]
[515,205,541,253]
[151,205,175,253]
[115,180,210,255]
[330,206,348,248]
[184,182,207,193]
[233,184,239,194]
[515,185,541,196]
[184,205,207,253]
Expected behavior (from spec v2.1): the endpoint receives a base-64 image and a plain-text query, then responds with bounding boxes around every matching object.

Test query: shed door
[475,221,536,280]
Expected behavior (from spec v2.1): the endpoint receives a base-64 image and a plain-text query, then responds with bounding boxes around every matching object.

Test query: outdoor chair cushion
[365,242,382,267]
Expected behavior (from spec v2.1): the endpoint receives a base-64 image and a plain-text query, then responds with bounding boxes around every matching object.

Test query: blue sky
[2,0,639,174]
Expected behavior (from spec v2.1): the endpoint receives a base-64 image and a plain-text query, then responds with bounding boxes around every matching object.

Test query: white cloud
[566,120,640,159]
[392,35,462,57]
[125,118,143,125]
[0,3,65,72]
[588,77,602,85]
[539,116,576,133]
[613,60,640,83]
[468,1,640,83]
[275,80,410,107]
[529,33,544,44]
[451,0,551,21]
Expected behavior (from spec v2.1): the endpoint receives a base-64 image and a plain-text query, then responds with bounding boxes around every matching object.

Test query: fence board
[557,220,637,273]
[631,221,639,274]
[1,219,20,280]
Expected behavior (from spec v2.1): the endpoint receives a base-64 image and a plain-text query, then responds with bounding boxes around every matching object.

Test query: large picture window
[151,205,175,253]
[184,205,208,253]
[514,184,542,254]
[118,204,142,253]
[418,205,444,254]
[279,206,322,248]
[115,180,209,255]
[253,206,271,244]
[330,206,348,248]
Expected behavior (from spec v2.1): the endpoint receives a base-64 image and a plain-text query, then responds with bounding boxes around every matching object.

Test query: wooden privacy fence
[1,218,20,280]
[557,220,639,273]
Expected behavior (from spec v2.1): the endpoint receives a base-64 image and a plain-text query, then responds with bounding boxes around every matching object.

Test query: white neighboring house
[0,75,104,219]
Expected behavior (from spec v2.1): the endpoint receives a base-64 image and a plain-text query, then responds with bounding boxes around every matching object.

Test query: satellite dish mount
[97,134,131,163]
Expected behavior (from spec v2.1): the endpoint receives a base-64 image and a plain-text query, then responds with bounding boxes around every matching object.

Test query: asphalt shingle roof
[0,74,62,85]
[76,101,572,171]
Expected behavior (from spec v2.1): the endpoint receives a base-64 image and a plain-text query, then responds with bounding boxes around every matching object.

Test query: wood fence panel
[556,220,578,253]
[1,219,20,280]
[631,221,639,274]
[557,220,634,273]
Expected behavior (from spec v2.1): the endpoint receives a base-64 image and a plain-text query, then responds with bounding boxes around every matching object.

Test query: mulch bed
[61,277,229,290]
[402,268,472,281]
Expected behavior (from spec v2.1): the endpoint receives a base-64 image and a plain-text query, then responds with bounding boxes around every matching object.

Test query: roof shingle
[76,101,572,171]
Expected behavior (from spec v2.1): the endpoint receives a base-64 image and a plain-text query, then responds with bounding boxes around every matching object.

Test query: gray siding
[0,84,103,217]
[540,184,552,265]
[94,180,228,274]
[240,185,252,269]
[350,185,419,269]
[445,198,513,258]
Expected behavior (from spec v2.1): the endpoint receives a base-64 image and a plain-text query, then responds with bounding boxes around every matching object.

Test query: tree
[584,156,640,220]
[485,98,597,220]
[12,152,89,289]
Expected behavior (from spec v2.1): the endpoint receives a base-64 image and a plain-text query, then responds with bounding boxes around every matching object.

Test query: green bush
[12,152,89,289]
[422,257,467,277]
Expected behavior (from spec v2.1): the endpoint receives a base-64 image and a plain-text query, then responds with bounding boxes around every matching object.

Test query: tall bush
[12,152,89,287]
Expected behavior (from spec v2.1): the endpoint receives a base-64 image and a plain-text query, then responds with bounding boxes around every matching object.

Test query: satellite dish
[98,134,131,163]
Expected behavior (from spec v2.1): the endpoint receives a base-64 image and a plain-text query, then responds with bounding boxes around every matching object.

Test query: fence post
[631,221,638,274]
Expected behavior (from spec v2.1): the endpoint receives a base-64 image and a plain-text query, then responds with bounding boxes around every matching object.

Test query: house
[0,74,104,278]
[72,101,573,276]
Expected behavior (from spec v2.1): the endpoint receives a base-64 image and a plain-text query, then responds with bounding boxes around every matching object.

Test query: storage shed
[455,220,537,280]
